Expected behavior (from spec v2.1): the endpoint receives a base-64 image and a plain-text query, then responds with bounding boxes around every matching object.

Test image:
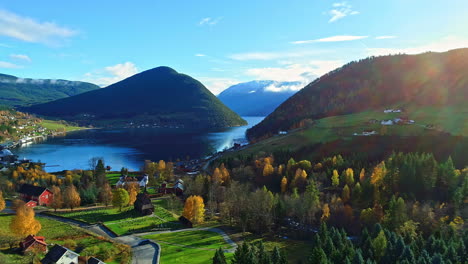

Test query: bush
[63,239,77,250]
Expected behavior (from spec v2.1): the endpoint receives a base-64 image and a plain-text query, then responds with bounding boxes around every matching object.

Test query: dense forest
[247,49,468,141]
[0,73,98,107]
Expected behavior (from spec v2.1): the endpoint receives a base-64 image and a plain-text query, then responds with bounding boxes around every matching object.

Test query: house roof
[88,257,105,264]
[41,245,79,264]
[21,235,47,250]
[18,184,48,196]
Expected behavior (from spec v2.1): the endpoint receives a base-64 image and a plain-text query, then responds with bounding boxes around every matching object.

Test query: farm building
[158,179,184,196]
[20,235,47,254]
[134,193,154,216]
[18,184,53,207]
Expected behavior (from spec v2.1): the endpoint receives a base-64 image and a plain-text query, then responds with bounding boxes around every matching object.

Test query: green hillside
[0,73,99,107]
[247,49,468,141]
[25,66,246,128]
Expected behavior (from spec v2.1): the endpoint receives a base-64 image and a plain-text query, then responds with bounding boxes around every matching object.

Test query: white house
[384,109,402,113]
[41,245,79,264]
[116,175,149,188]
[381,120,394,125]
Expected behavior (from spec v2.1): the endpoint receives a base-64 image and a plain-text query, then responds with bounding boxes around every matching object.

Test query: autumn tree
[219,163,230,183]
[359,168,366,183]
[10,204,41,238]
[50,186,63,212]
[183,195,205,224]
[342,184,351,203]
[372,230,387,261]
[212,168,223,184]
[99,183,113,206]
[263,163,274,177]
[0,191,5,211]
[126,182,139,206]
[345,168,355,186]
[280,177,288,193]
[112,188,130,211]
[63,185,81,211]
[321,203,330,222]
[331,170,340,187]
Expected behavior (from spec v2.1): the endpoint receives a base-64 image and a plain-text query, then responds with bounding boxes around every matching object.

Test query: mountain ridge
[0,73,99,107]
[247,48,468,141]
[25,66,247,128]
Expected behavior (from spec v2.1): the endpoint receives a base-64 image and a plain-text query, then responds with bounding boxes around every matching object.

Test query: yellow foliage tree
[126,182,139,206]
[331,169,340,187]
[63,185,81,211]
[10,204,41,238]
[212,168,223,184]
[371,162,386,187]
[280,177,288,193]
[345,168,354,186]
[158,160,166,172]
[359,168,366,183]
[263,163,274,177]
[0,191,5,211]
[220,163,230,183]
[50,186,63,212]
[278,164,284,175]
[182,195,205,224]
[321,203,330,222]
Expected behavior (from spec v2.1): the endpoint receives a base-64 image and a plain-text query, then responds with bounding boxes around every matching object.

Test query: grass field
[0,214,130,264]
[142,230,235,264]
[55,204,182,236]
[40,120,84,132]
[224,105,468,158]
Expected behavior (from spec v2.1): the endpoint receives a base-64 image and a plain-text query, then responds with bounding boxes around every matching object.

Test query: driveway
[37,213,160,264]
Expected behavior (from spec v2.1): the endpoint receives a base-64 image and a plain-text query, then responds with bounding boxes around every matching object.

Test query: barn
[18,184,53,207]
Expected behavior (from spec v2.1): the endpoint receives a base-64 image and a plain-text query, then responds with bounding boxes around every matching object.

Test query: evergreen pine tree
[212,248,227,264]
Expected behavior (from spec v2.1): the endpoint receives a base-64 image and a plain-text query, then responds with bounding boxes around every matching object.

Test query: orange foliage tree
[182,195,205,224]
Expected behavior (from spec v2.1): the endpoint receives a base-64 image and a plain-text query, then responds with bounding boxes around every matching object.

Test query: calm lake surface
[14,116,264,172]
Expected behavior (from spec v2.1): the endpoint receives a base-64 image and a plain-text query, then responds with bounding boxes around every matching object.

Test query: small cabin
[20,235,47,254]
[134,193,154,216]
[179,216,193,228]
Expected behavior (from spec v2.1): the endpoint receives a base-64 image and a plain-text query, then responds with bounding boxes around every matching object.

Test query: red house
[18,184,53,207]
[20,235,47,253]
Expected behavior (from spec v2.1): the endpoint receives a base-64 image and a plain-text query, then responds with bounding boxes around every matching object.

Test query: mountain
[0,73,99,107]
[217,81,299,116]
[247,49,468,141]
[25,67,247,128]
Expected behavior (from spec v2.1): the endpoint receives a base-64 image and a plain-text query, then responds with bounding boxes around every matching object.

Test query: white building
[41,245,79,264]
[116,175,149,188]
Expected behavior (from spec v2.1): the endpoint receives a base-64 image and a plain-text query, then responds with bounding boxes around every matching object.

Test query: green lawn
[106,173,122,185]
[0,214,130,264]
[142,230,235,264]
[54,204,182,236]
[40,120,84,132]
[222,105,468,159]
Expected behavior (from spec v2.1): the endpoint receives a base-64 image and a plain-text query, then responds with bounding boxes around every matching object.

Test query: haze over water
[14,116,264,172]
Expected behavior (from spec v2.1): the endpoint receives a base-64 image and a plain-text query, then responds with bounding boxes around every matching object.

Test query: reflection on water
[14,116,264,172]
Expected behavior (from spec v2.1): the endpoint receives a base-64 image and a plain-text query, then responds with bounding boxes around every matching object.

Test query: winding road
[37,213,160,264]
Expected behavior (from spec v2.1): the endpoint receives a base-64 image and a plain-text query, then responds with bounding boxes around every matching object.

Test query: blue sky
[1,0,468,94]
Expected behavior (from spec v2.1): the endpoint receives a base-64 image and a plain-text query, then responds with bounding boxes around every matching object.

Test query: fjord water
[14,116,264,172]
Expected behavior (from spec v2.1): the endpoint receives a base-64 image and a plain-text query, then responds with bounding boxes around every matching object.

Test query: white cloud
[195,54,206,57]
[328,2,359,23]
[229,50,326,61]
[264,82,304,93]
[83,62,138,87]
[199,17,222,26]
[10,54,31,62]
[375,36,397,40]
[245,60,344,86]
[0,61,21,69]
[198,77,239,95]
[0,9,77,45]
[292,35,368,44]
[367,36,468,56]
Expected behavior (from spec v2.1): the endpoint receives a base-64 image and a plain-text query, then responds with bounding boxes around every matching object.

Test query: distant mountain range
[247,48,468,140]
[0,73,99,107]
[25,67,247,128]
[218,81,300,116]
